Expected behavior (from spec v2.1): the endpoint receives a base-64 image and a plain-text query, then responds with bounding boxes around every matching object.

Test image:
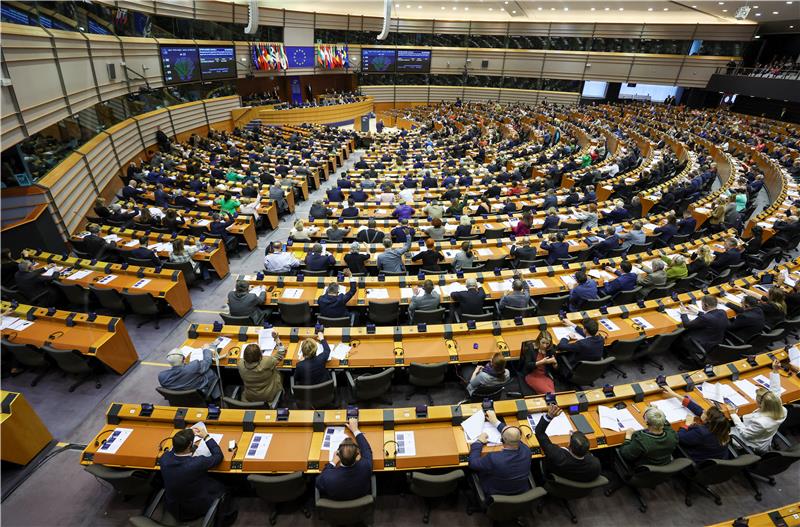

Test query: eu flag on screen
[286,46,315,68]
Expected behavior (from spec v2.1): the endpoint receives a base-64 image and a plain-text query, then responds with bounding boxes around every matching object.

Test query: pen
[630,403,641,414]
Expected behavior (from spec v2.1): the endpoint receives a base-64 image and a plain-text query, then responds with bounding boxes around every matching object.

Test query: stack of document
[395,431,417,456]
[330,342,351,361]
[98,427,133,455]
[488,280,514,292]
[789,346,800,369]
[561,275,577,288]
[282,288,303,299]
[552,326,580,341]
[598,318,620,332]
[598,405,644,432]
[753,374,786,395]
[65,269,93,281]
[0,316,34,331]
[191,422,223,458]
[461,410,502,445]
[257,329,276,352]
[366,288,390,299]
[527,412,574,437]
[245,433,273,460]
[441,282,468,296]
[321,426,349,462]
[178,346,205,362]
[650,398,692,423]
[699,382,749,407]
[400,286,442,299]
[476,248,494,257]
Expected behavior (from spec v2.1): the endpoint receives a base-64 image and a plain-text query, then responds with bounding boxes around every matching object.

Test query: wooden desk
[1,302,138,374]
[79,351,800,474]
[707,503,800,527]
[25,250,193,317]
[0,391,53,465]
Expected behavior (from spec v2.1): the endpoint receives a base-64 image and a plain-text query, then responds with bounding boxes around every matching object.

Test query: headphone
[383,439,398,457]
[48,331,64,340]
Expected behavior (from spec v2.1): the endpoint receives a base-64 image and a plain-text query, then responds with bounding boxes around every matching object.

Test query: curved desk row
[79,350,799,474]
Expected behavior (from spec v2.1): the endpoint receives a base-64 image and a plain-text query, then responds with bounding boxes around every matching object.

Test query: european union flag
[286,46,315,68]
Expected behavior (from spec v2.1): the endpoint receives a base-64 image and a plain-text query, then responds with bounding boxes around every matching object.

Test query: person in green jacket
[620,406,678,467]
[580,153,592,168]
[660,254,689,280]
[215,191,240,215]
[225,169,244,182]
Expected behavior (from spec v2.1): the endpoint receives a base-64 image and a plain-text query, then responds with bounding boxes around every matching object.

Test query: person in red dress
[521,331,558,394]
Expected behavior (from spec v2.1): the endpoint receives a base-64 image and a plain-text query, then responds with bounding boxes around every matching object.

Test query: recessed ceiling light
[504,1,508,3]
[550,7,555,10]
[604,7,609,10]
[590,7,596,11]
[787,1,794,4]
[663,7,669,10]
[772,11,779,14]
[753,5,759,7]
[441,6,445,9]
[489,7,493,10]
[691,4,697,7]
[718,1,724,4]
[464,6,468,10]
[500,7,504,10]
[754,35,761,38]
[563,7,569,11]
[619,7,624,10]
[755,12,762,16]
[790,25,795,28]
[512,10,516,13]
[405,4,410,7]
[417,4,422,8]
[648,7,653,11]
[722,9,727,12]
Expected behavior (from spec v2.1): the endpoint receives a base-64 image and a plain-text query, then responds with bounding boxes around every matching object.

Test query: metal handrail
[715,65,800,80]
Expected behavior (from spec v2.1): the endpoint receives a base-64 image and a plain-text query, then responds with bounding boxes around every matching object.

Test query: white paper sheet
[789,346,800,369]
[527,279,546,288]
[132,279,151,289]
[651,398,692,423]
[598,405,644,432]
[330,342,351,361]
[96,275,117,285]
[733,379,760,401]
[245,433,273,460]
[476,248,494,256]
[258,329,276,352]
[1,316,21,330]
[631,317,654,330]
[588,269,615,281]
[753,374,786,395]
[395,431,417,456]
[664,308,690,322]
[65,269,93,281]
[193,433,224,458]
[321,426,348,462]
[561,275,577,288]
[488,280,513,292]
[442,282,468,296]
[527,412,574,437]
[124,240,139,247]
[552,326,579,341]
[42,266,63,277]
[7,319,33,331]
[179,346,205,362]
[282,288,303,299]
[366,288,390,299]
[97,427,133,455]
[211,336,232,350]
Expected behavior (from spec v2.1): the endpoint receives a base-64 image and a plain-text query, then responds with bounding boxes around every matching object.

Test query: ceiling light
[718,1,724,4]
[500,7,505,10]
[512,10,516,13]
[791,25,795,28]
[604,7,609,10]
[537,6,542,10]
[405,4,410,7]
[563,7,569,11]
[464,6,469,10]
[755,12,762,16]
[504,1,508,3]
[489,7,493,10]
[722,9,727,12]
[619,7,624,10]
[417,4,422,8]
[772,11,779,14]
[550,7,555,10]
[754,35,761,38]
[590,7,596,11]
[753,5,759,7]
[452,6,456,9]
[787,1,794,4]
[440,5,445,8]
[647,7,653,11]
[692,4,697,7]
[663,7,669,10]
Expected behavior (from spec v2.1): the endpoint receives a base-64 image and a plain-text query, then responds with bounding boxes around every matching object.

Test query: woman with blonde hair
[293,330,331,386]
[731,359,787,453]
[687,245,714,276]
[289,219,311,241]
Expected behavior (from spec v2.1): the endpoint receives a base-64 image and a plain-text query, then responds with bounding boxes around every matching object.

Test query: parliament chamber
[1,1,800,526]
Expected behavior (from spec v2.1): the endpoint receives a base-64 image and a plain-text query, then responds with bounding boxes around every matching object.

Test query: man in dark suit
[121,180,144,200]
[227,280,268,325]
[468,410,532,497]
[510,238,538,266]
[535,404,601,482]
[450,278,487,317]
[727,296,766,343]
[209,213,235,243]
[556,318,604,363]
[128,237,161,266]
[602,261,638,297]
[678,295,730,361]
[14,260,59,304]
[710,237,743,273]
[108,204,138,225]
[305,244,336,272]
[318,279,357,319]
[589,226,620,259]
[677,209,697,235]
[316,418,373,501]
[82,224,111,259]
[356,220,385,244]
[340,199,359,219]
[350,186,368,202]
[540,232,570,265]
[153,184,172,207]
[159,426,228,522]
[326,187,345,202]
[654,215,679,247]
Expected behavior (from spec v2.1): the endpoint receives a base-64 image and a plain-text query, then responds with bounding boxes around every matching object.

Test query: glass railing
[714,65,800,80]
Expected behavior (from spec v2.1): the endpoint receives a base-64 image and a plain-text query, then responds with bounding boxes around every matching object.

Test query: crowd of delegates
[272,92,366,110]
[747,57,800,80]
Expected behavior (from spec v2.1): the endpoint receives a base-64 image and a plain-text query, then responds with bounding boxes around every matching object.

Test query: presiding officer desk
[187,260,800,370]
[22,250,193,317]
[70,225,230,279]
[79,350,800,474]
[1,301,138,374]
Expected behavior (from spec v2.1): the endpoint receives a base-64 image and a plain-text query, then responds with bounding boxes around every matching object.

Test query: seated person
[227,280,268,325]
[556,318,604,363]
[601,261,637,298]
[340,199,359,218]
[661,386,730,462]
[315,418,373,500]
[619,407,677,467]
[710,237,743,273]
[540,232,569,265]
[520,331,557,394]
[408,280,440,322]
[82,224,111,259]
[589,226,620,259]
[14,260,59,304]
[637,259,667,299]
[498,273,533,312]
[425,218,446,241]
[289,219,312,241]
[678,295,730,359]
[309,200,332,220]
[568,271,599,311]
[466,352,510,396]
[377,236,412,274]
[619,221,646,251]
[727,295,766,343]
[468,409,532,497]
[730,359,787,453]
[263,241,301,274]
[390,218,414,243]
[305,243,336,272]
[128,236,161,266]
[454,216,473,238]
[450,278,486,317]
[237,337,286,403]
[344,242,370,275]
[325,221,348,242]
[356,219,385,244]
[452,241,474,271]
[536,404,601,481]
[294,332,331,386]
[160,347,220,399]
[661,254,688,281]
[318,278,357,319]
[510,237,537,267]
[412,238,444,271]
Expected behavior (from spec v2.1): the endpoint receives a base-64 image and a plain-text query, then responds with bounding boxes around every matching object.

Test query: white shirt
[264,252,301,273]
[399,188,416,202]
[731,371,787,453]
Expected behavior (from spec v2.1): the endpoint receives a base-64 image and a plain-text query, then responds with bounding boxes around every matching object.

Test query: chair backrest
[691,455,761,486]
[461,311,494,322]
[84,464,153,497]
[628,242,652,255]
[367,301,400,325]
[537,294,569,316]
[53,281,90,306]
[277,301,312,325]
[161,260,196,287]
[709,268,731,286]
[248,472,307,503]
[419,268,447,275]
[155,386,208,407]
[673,273,699,294]
[354,368,395,400]
[644,284,672,301]
[220,313,254,326]
[707,343,753,365]
[43,346,91,374]
[318,315,351,327]
[89,285,126,312]
[628,458,694,488]
[409,470,465,498]
[1,339,46,367]
[408,362,448,387]
[486,487,547,522]
[613,287,642,305]
[543,474,609,500]
[413,308,446,324]
[121,292,159,315]
[126,257,158,268]
[641,328,684,357]
[581,295,612,311]
[499,304,534,319]
[608,336,647,362]
[569,357,615,386]
[292,378,336,409]
[749,328,784,352]
[747,444,800,478]
[484,228,506,239]
[481,257,508,272]
[222,396,267,409]
[303,269,330,276]
[316,495,374,526]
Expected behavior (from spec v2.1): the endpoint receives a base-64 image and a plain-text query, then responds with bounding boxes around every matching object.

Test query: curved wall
[363,85,581,106]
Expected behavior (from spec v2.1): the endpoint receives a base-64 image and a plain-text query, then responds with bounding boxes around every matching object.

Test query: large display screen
[160,45,201,85]
[198,46,236,80]
[396,49,431,73]
[361,48,396,73]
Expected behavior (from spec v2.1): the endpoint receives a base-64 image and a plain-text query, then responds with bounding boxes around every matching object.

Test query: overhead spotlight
[648,7,653,11]
[512,10,516,13]
[453,6,457,9]
[590,7,596,10]
[618,7,624,10]
[563,7,569,11]
[417,4,422,8]
[537,6,542,10]
[722,9,727,12]
[464,6,468,10]
[791,25,795,28]
[718,1,724,4]
[489,7,493,10]
[754,35,761,38]
[755,12,762,16]
[604,7,609,10]
[663,7,669,10]
[500,7,504,10]
[550,7,555,10]
[441,5,445,8]
[772,11,779,14]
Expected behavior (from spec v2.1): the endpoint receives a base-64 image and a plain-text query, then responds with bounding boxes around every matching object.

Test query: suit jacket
[315,433,373,500]
[356,229,385,244]
[710,249,742,272]
[409,292,440,319]
[603,271,637,297]
[317,283,357,318]
[568,280,599,311]
[451,288,486,315]
[305,252,335,272]
[129,247,160,266]
[327,188,345,202]
[14,269,56,301]
[677,217,697,235]
[540,241,569,264]
[157,348,218,398]
[160,438,225,521]
[535,415,601,482]
[728,306,765,342]
[542,215,560,231]
[681,309,730,349]
[294,340,331,385]
[591,235,620,258]
[468,422,532,496]
[82,234,109,259]
[557,334,604,363]
[227,290,267,324]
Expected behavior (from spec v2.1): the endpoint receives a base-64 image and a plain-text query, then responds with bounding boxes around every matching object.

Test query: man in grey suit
[377,234,412,274]
[637,259,667,299]
[227,280,268,325]
[408,280,440,322]
[158,347,220,399]
[269,179,289,213]
[498,272,533,311]
[619,221,646,251]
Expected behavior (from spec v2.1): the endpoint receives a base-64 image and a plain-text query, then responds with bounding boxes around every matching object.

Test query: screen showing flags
[286,46,315,69]
[251,42,288,71]
[315,44,349,70]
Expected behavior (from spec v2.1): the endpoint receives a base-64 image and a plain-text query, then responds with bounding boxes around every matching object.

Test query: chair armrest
[725,333,745,346]
[144,488,166,518]
[330,371,338,388]
[453,311,462,323]
[729,434,757,455]
[560,355,575,375]
[290,375,296,394]
[371,474,377,499]
[773,431,793,450]
[470,472,488,509]
[345,370,356,390]
[200,496,222,527]
[230,385,241,400]
[349,312,356,327]
[269,389,282,410]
